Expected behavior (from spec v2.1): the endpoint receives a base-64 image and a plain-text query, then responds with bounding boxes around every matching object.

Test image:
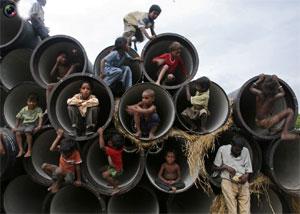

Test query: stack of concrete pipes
[1,1,299,213]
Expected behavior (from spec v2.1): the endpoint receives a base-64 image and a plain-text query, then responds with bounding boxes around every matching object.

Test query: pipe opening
[83,140,144,195]
[141,33,198,90]
[107,186,159,214]
[0,86,8,127]
[0,49,33,90]
[3,82,46,128]
[251,188,284,213]
[146,137,198,193]
[0,11,22,47]
[47,74,113,140]
[3,175,48,213]
[118,82,175,141]
[175,80,230,134]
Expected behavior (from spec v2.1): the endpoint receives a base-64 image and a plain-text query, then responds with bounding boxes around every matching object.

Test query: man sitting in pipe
[29,0,49,40]
[250,74,300,140]
[41,129,82,193]
[122,5,161,50]
[67,81,99,136]
[0,132,5,155]
[152,41,188,86]
[12,93,43,158]
[212,136,252,214]
[181,77,210,132]
[155,149,185,193]
[126,89,160,139]
[97,127,124,195]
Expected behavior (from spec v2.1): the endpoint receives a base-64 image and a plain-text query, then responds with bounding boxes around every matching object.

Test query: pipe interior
[251,188,283,213]
[175,81,229,134]
[146,137,197,193]
[273,139,300,191]
[32,129,59,180]
[93,46,142,83]
[0,86,8,127]
[119,83,175,140]
[0,128,16,177]
[4,175,48,213]
[107,186,159,214]
[50,185,103,214]
[4,83,46,128]
[143,36,196,88]
[0,49,33,89]
[0,11,22,46]
[167,186,214,213]
[86,140,143,191]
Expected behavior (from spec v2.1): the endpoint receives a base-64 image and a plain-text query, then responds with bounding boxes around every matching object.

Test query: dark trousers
[67,106,99,131]
[30,19,49,40]
[155,178,185,192]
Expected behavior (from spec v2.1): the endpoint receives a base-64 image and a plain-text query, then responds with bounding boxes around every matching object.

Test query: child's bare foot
[24,151,32,158]
[155,81,160,85]
[16,149,24,158]
[134,131,141,138]
[171,187,177,193]
[281,133,300,141]
[111,187,120,196]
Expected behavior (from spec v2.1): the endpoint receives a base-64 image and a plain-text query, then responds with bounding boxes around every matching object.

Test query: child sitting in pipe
[67,81,99,136]
[155,150,185,193]
[250,74,300,140]
[0,132,5,155]
[126,89,160,139]
[97,127,124,195]
[12,93,43,158]
[42,128,82,193]
[99,37,141,93]
[152,41,188,86]
[181,77,210,132]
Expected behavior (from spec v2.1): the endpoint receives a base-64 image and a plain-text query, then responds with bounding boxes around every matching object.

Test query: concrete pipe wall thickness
[0,48,33,90]
[174,80,230,135]
[3,82,46,129]
[0,3,39,56]
[167,185,214,213]
[43,184,106,214]
[23,127,59,186]
[266,138,300,196]
[229,75,298,141]
[146,137,199,193]
[47,73,114,141]
[141,33,199,90]
[30,35,93,88]
[3,175,48,214]
[107,185,159,214]
[118,82,175,141]
[82,138,145,195]
[0,85,8,127]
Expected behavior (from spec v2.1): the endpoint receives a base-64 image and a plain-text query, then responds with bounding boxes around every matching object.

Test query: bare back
[162,163,179,180]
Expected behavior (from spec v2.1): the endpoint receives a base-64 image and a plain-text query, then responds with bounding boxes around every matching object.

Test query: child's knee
[54,167,63,175]
[41,163,47,170]
[16,131,22,137]
[162,64,169,70]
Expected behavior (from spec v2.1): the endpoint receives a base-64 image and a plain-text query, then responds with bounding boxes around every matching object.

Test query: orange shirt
[59,150,82,173]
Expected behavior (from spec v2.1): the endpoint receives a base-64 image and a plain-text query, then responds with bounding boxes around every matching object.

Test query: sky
[18,0,300,110]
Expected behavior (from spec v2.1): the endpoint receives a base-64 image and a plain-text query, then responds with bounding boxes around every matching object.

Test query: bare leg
[133,112,141,138]
[149,125,158,140]
[15,131,23,157]
[41,163,57,177]
[24,133,33,157]
[49,167,65,193]
[199,113,208,132]
[0,133,5,155]
[102,171,120,195]
[156,64,169,85]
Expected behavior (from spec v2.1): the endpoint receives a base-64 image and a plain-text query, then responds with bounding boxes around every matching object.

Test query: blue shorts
[140,113,160,137]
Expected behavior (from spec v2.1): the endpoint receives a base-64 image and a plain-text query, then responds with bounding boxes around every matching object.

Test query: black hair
[114,37,128,53]
[165,149,176,158]
[27,93,39,103]
[195,76,210,91]
[261,76,278,98]
[60,138,77,155]
[57,51,68,57]
[231,136,245,148]
[149,4,161,14]
[110,133,124,150]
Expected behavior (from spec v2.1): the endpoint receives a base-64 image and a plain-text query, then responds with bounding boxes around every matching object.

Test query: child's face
[58,54,67,65]
[27,100,37,110]
[149,11,160,20]
[142,92,154,106]
[231,144,243,157]
[171,49,181,57]
[166,152,176,164]
[80,83,91,99]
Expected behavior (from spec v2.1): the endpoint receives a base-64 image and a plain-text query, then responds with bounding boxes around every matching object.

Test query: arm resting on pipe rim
[97,127,105,150]
[49,129,64,152]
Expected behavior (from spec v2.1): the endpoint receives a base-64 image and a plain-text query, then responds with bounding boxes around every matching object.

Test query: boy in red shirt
[41,129,82,193]
[98,128,124,195]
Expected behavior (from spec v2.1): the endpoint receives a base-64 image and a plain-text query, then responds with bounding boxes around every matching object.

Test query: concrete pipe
[118,82,175,141]
[107,185,159,214]
[146,137,199,193]
[30,35,93,88]
[47,73,114,141]
[266,139,300,196]
[23,127,59,186]
[229,75,298,141]
[174,80,230,135]
[43,184,106,214]
[3,82,46,128]
[0,48,33,90]
[3,175,48,214]
[82,139,145,195]
[0,128,17,178]
[141,33,199,90]
[205,132,262,187]
[0,85,8,127]
[0,2,39,56]
[167,185,214,213]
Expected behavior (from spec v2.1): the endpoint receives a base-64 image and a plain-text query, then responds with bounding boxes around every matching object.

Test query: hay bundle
[291,196,300,214]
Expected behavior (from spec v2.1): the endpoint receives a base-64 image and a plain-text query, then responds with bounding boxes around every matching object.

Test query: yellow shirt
[190,90,210,109]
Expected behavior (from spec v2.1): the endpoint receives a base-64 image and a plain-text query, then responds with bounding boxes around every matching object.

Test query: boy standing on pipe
[97,127,124,195]
[12,93,43,158]
[213,136,252,214]
[29,0,49,40]
[250,74,300,140]
[41,129,82,193]
[123,5,161,49]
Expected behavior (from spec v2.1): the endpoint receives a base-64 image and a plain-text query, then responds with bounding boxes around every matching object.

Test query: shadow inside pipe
[0,86,8,127]
[0,8,21,46]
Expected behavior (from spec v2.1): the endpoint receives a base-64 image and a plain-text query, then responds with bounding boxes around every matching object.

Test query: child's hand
[56,128,64,137]
[34,126,42,133]
[238,174,248,184]
[74,180,81,187]
[259,73,265,80]
[97,127,104,135]
[223,165,236,177]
